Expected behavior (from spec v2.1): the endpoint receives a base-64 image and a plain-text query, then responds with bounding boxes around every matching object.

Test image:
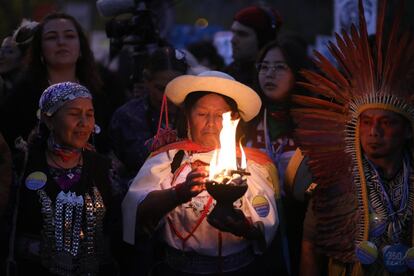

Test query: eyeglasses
[256,62,290,74]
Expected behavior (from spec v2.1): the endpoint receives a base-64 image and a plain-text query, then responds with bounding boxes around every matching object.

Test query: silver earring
[94,124,101,134]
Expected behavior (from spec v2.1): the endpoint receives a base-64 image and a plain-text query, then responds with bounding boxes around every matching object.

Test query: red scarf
[151,139,273,165]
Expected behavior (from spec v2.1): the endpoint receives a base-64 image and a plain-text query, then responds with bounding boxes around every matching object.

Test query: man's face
[230,21,259,62]
[359,109,411,160]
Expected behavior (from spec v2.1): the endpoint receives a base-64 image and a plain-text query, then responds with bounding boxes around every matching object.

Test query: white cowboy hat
[165,70,262,121]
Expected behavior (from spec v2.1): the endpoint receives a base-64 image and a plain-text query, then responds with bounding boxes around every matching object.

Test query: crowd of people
[0,0,413,275]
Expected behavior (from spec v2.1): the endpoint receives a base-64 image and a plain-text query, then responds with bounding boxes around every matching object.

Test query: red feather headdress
[292,0,414,262]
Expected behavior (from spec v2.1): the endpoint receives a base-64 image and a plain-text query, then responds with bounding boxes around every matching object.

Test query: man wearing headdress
[291,0,414,275]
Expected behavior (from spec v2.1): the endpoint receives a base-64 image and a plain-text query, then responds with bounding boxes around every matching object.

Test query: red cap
[234,6,282,48]
[234,5,282,37]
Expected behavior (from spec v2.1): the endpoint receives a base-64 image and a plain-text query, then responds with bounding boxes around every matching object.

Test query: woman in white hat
[122,71,280,275]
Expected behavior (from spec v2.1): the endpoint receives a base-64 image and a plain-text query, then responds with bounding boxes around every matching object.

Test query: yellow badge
[405,247,414,269]
[252,195,270,217]
[25,171,47,190]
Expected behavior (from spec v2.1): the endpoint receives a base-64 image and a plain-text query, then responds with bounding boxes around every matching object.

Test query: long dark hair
[28,12,103,94]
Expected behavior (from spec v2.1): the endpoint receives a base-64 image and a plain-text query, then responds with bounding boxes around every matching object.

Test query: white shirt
[122,149,279,257]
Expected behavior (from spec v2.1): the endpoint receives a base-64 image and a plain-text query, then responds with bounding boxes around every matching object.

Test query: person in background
[9,82,120,275]
[244,36,310,187]
[0,131,12,218]
[0,36,21,106]
[225,5,283,88]
[0,12,112,155]
[0,19,38,107]
[0,21,39,274]
[109,46,188,181]
[122,70,280,275]
[240,36,311,276]
[0,131,12,272]
[0,131,12,275]
[187,40,225,71]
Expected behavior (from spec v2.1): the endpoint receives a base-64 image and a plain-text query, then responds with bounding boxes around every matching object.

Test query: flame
[209,148,218,180]
[209,111,247,181]
[239,139,246,169]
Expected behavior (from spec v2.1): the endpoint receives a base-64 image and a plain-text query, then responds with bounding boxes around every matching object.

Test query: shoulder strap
[171,150,185,174]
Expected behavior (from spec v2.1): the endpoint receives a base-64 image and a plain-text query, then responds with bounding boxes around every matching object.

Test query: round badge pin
[369,213,386,238]
[94,124,101,134]
[383,244,409,274]
[25,171,47,190]
[252,195,270,217]
[355,241,378,265]
[405,247,414,269]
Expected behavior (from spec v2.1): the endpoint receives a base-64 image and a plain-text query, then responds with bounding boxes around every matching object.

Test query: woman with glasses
[244,37,310,189]
[242,36,311,275]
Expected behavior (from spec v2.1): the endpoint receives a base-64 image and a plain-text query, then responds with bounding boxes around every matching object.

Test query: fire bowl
[206,181,248,202]
[206,181,248,229]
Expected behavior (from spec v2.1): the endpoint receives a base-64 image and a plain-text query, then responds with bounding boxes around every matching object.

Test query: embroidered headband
[39,82,92,116]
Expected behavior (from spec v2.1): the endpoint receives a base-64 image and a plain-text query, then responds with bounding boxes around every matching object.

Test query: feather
[375,0,386,79]
[313,51,350,89]
[302,66,336,90]
[291,95,345,113]
[357,0,376,93]
[291,108,346,124]
[382,0,404,91]
[297,81,345,103]
[328,40,351,80]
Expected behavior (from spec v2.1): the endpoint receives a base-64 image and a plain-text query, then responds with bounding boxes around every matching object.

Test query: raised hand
[172,166,208,203]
